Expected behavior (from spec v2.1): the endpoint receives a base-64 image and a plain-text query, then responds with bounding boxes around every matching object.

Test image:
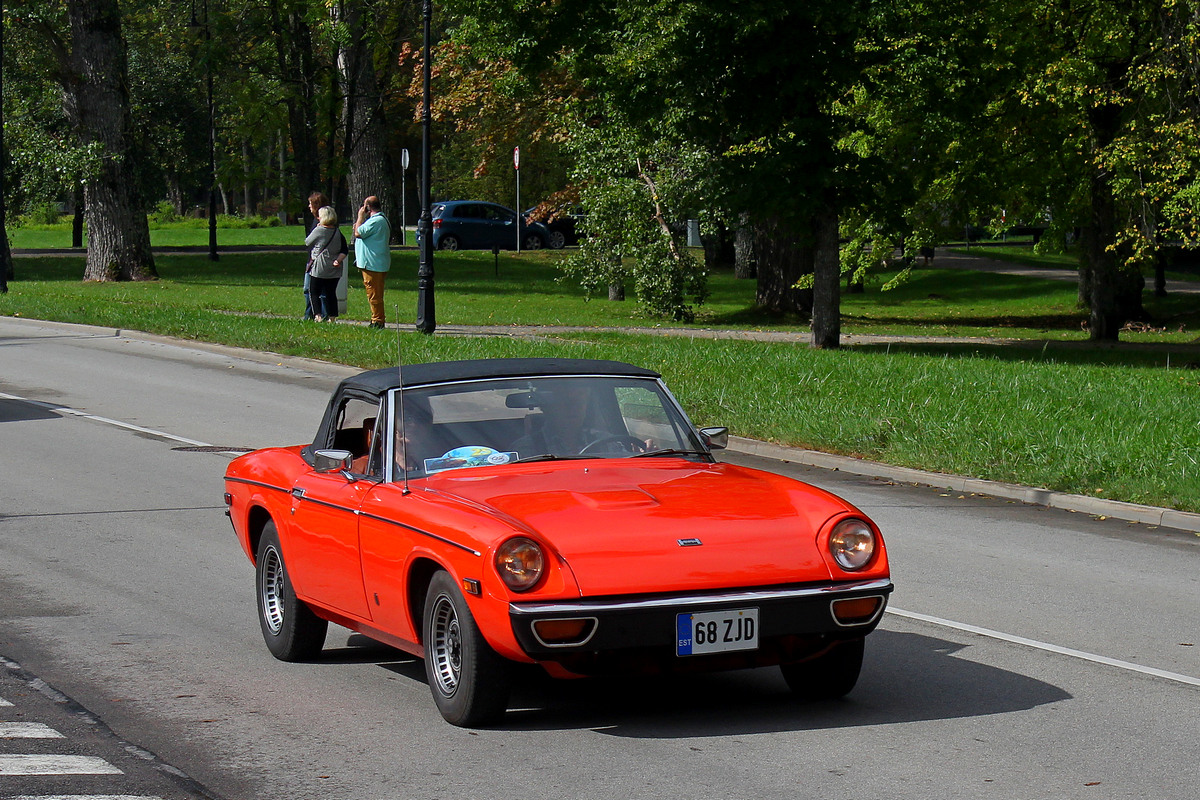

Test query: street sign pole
[514,146,521,253]
[401,148,409,246]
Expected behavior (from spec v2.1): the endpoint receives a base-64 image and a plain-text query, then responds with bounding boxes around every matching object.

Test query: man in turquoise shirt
[354,195,391,328]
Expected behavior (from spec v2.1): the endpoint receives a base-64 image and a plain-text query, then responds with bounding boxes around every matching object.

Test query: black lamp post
[192,0,218,262]
[414,0,435,334]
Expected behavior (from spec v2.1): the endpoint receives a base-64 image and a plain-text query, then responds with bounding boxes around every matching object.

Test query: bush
[150,201,179,224]
[20,203,63,226]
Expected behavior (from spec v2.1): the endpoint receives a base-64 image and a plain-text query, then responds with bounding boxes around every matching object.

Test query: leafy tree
[447,0,876,344]
[397,36,573,208]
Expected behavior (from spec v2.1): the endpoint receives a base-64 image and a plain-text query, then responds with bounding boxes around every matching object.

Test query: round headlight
[829,519,876,571]
[495,537,545,592]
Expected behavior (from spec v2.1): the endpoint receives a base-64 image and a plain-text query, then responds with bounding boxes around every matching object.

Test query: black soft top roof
[338,358,661,395]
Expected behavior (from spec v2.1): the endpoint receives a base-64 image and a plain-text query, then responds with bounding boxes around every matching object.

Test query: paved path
[936,246,1200,294]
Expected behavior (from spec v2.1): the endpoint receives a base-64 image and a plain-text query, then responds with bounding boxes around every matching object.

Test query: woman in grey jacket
[306,206,348,321]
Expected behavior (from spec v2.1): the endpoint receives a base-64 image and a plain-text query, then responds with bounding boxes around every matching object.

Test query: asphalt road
[1,317,1197,800]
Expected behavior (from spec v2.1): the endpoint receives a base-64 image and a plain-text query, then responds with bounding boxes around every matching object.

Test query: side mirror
[313,449,354,473]
[699,427,729,450]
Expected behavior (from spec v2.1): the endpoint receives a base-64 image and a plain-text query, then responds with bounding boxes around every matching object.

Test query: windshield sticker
[424,445,517,474]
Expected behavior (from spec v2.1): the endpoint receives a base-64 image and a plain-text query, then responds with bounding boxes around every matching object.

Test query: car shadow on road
[490,630,1071,736]
[0,397,62,423]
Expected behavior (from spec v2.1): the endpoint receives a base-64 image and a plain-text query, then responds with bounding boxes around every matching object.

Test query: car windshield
[389,375,705,478]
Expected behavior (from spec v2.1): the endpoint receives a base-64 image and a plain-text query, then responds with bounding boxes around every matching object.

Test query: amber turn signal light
[532,618,596,646]
[831,596,882,625]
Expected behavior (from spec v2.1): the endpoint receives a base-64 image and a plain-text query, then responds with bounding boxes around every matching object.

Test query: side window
[332,396,382,475]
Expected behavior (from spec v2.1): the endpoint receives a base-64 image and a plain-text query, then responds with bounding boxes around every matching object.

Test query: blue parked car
[427,201,549,251]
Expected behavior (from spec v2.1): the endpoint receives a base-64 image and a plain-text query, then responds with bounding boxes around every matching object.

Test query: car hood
[427,460,852,595]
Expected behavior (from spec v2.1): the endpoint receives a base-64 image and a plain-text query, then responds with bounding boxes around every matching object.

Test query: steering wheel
[578,434,647,456]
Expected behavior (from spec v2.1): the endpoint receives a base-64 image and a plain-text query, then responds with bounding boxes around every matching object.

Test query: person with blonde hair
[306,205,348,322]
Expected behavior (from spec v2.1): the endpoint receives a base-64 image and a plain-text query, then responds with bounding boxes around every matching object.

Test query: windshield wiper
[632,448,708,459]
[513,453,594,463]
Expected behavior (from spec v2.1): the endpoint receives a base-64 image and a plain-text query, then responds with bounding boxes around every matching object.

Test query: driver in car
[512,380,648,457]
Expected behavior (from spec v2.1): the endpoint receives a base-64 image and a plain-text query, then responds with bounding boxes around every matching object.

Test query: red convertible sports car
[223,358,892,726]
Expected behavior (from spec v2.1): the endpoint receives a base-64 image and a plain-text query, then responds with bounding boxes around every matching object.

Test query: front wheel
[522,233,544,250]
[423,571,510,727]
[256,521,327,661]
[780,638,864,701]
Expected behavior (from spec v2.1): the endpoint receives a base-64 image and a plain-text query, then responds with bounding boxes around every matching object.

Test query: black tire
[255,521,328,662]
[438,235,460,251]
[547,230,566,250]
[423,571,510,727]
[780,638,865,701]
[522,233,544,250]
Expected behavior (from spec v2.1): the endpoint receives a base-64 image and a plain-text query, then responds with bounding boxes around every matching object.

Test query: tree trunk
[734,212,757,279]
[338,1,398,241]
[273,0,320,228]
[701,223,734,271]
[1,17,11,291]
[810,209,841,348]
[754,216,813,315]
[1080,106,1144,341]
[608,281,625,301]
[242,138,255,217]
[65,0,156,282]
[72,183,85,247]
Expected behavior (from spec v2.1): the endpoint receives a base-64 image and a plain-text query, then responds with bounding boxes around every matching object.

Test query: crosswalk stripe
[0,697,13,707]
[0,755,123,776]
[0,722,64,738]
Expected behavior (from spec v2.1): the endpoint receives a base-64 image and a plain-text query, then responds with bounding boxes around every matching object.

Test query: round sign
[401,148,410,170]
[513,146,520,170]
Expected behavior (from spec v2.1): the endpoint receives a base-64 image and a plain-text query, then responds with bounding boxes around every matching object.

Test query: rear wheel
[423,571,510,726]
[438,235,460,251]
[780,638,864,701]
[547,231,566,249]
[256,521,327,661]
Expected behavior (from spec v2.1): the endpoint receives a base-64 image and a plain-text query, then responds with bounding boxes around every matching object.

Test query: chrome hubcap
[430,595,462,696]
[260,546,285,634]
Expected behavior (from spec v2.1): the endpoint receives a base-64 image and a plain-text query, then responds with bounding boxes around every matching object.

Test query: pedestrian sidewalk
[936,247,1200,295]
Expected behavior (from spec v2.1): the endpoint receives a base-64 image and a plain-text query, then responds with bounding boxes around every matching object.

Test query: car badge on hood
[677,538,703,547]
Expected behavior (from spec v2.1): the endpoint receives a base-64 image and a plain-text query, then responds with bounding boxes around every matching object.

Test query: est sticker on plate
[676,608,758,656]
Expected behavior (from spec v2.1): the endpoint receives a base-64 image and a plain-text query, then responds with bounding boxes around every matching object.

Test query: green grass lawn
[4,234,1199,514]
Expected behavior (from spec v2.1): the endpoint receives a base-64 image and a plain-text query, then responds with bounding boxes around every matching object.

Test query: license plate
[676,608,759,656]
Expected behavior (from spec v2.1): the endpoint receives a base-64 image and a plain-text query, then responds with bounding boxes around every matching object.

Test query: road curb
[726,436,1200,535]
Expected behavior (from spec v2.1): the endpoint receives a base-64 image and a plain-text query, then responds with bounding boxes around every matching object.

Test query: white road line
[887,607,1200,687]
[6,796,162,800]
[0,755,123,775]
[0,722,64,738]
[0,391,211,448]
[0,697,12,706]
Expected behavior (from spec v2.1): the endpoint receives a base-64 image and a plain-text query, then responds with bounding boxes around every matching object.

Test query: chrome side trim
[510,578,894,616]
[359,510,482,557]
[225,477,289,494]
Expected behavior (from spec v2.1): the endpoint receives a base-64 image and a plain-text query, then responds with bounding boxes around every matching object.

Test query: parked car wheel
[438,235,460,251]
[256,521,328,661]
[547,230,566,250]
[779,638,864,701]
[423,571,510,727]
[522,233,544,250]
